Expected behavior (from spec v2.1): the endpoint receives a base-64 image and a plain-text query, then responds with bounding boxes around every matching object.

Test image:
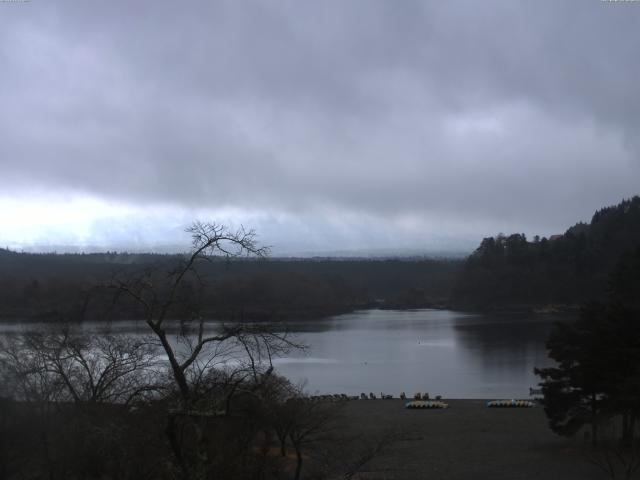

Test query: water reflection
[0,310,563,398]
[274,309,560,398]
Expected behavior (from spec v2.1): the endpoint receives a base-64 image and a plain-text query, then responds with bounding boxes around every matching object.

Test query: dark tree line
[0,248,460,323]
[453,196,640,310]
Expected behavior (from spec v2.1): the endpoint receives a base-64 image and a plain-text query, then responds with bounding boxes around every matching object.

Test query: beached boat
[487,399,534,408]
[405,400,448,409]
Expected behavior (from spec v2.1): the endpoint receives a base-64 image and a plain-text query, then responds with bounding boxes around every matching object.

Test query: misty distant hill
[452,196,640,310]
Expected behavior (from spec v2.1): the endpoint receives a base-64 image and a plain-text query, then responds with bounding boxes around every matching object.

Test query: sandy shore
[338,399,603,480]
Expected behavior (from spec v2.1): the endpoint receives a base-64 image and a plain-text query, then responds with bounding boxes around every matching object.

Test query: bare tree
[283,398,342,480]
[588,420,640,480]
[0,327,163,405]
[105,222,306,480]
[108,222,282,404]
[0,327,167,480]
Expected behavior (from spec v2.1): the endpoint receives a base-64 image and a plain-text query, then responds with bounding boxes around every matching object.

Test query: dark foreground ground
[340,399,604,480]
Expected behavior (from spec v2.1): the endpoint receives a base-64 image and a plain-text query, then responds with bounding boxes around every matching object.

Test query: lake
[0,309,559,399]
[274,309,557,399]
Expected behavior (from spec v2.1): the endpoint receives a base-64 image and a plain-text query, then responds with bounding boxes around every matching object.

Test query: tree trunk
[166,413,190,480]
[591,393,598,447]
[622,412,631,447]
[261,429,272,457]
[294,446,303,480]
[151,323,191,402]
[280,436,287,457]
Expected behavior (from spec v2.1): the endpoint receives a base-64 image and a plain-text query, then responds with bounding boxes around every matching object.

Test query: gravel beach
[339,399,603,480]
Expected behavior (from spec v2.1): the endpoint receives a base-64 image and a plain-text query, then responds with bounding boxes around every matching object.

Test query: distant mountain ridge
[453,196,640,310]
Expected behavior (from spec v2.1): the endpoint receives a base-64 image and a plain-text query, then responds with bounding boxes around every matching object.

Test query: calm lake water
[274,309,556,399]
[1,309,559,399]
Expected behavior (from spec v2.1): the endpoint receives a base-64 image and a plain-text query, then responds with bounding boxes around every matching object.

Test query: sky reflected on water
[0,309,560,398]
[274,309,557,398]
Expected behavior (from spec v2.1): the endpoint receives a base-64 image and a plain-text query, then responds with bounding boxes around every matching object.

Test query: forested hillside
[453,196,640,310]
[0,250,461,322]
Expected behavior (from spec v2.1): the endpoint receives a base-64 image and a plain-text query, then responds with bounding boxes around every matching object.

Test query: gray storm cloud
[0,0,639,253]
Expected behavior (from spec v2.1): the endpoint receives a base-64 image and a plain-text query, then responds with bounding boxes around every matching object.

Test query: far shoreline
[0,301,581,324]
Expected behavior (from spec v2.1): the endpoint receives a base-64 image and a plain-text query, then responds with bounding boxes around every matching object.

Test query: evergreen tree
[536,250,640,445]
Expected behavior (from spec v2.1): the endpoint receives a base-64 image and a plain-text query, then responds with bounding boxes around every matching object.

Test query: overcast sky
[1,0,639,255]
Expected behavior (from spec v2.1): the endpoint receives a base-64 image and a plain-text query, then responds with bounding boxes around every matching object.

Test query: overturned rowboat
[405,400,448,409]
[487,399,534,408]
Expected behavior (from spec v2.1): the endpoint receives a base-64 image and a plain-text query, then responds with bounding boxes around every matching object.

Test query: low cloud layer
[1,1,639,254]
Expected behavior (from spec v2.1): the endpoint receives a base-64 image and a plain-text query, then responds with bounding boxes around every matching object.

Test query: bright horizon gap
[0,193,608,257]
